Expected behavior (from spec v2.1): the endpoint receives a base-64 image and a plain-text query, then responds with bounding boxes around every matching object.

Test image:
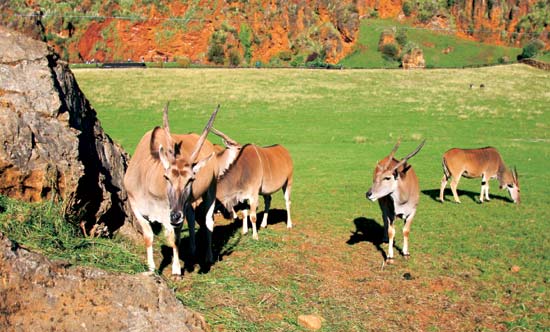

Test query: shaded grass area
[0,195,146,274]
[340,18,522,68]
[46,65,550,330]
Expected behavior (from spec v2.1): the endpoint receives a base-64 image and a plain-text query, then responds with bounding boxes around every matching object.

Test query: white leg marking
[164,226,181,276]
[260,195,271,228]
[251,219,258,240]
[387,222,396,262]
[402,211,415,257]
[205,200,216,233]
[146,245,155,272]
[242,209,249,234]
[249,197,259,240]
[284,185,292,229]
[134,211,156,272]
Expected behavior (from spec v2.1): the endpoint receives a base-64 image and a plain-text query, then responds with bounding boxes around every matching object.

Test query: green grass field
[3,65,548,331]
[340,18,522,68]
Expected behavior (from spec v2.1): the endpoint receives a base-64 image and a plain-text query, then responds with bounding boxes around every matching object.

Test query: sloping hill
[340,19,522,68]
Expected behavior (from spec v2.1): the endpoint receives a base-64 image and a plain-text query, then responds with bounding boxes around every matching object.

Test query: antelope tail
[442,157,451,180]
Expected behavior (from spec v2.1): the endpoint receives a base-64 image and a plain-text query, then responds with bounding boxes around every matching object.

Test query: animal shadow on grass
[422,189,512,204]
[257,208,290,228]
[347,217,388,261]
[158,202,241,275]
[347,217,407,261]
[228,200,290,228]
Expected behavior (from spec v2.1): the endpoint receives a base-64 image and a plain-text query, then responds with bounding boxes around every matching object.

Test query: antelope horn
[163,102,171,134]
[162,102,175,152]
[210,127,240,147]
[392,139,426,171]
[189,104,220,162]
[512,167,518,183]
[384,138,402,169]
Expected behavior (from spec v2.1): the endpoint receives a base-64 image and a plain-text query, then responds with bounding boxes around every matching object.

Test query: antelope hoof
[454,200,461,204]
[386,257,395,264]
[403,253,410,260]
[252,233,259,240]
[141,271,155,276]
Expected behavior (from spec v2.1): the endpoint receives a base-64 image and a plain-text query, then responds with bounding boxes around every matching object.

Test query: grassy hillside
[341,19,523,68]
[4,65,549,331]
[536,52,550,62]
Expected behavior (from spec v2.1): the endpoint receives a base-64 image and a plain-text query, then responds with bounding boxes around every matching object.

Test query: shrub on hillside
[396,28,408,47]
[228,50,241,67]
[381,43,400,61]
[402,1,413,17]
[174,56,191,68]
[290,54,305,67]
[518,39,545,60]
[207,43,225,64]
[208,29,227,65]
[278,50,292,62]
[417,1,439,23]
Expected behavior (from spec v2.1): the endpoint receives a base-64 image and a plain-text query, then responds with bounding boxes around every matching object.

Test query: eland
[439,147,520,204]
[123,104,240,275]
[212,128,293,240]
[366,139,425,263]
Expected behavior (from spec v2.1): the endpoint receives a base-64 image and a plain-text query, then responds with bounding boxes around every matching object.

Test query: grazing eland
[366,139,425,263]
[439,147,520,204]
[212,128,293,240]
[124,104,240,275]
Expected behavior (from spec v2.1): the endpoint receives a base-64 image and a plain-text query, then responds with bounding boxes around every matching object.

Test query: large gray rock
[0,232,208,332]
[0,25,132,235]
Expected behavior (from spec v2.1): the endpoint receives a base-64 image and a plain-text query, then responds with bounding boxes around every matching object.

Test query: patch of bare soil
[184,211,511,331]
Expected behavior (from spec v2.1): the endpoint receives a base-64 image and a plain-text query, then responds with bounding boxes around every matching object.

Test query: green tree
[518,39,545,59]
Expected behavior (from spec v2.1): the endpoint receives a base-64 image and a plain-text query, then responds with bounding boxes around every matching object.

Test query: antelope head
[151,103,218,226]
[505,167,521,204]
[366,139,425,201]
[210,127,242,178]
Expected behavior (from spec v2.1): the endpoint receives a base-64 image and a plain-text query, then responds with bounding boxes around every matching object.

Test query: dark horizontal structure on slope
[102,62,146,68]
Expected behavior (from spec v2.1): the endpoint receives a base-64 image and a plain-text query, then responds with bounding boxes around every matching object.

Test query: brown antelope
[366,139,425,263]
[439,147,520,204]
[124,104,240,275]
[212,128,293,240]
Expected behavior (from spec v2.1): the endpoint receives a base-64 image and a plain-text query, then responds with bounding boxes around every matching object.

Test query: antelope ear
[393,169,399,179]
[150,126,163,159]
[158,144,171,170]
[192,152,215,174]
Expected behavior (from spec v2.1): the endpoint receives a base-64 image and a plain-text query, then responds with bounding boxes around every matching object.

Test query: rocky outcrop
[0,232,207,332]
[0,26,132,236]
[402,48,426,69]
[1,0,362,65]
[520,58,550,71]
